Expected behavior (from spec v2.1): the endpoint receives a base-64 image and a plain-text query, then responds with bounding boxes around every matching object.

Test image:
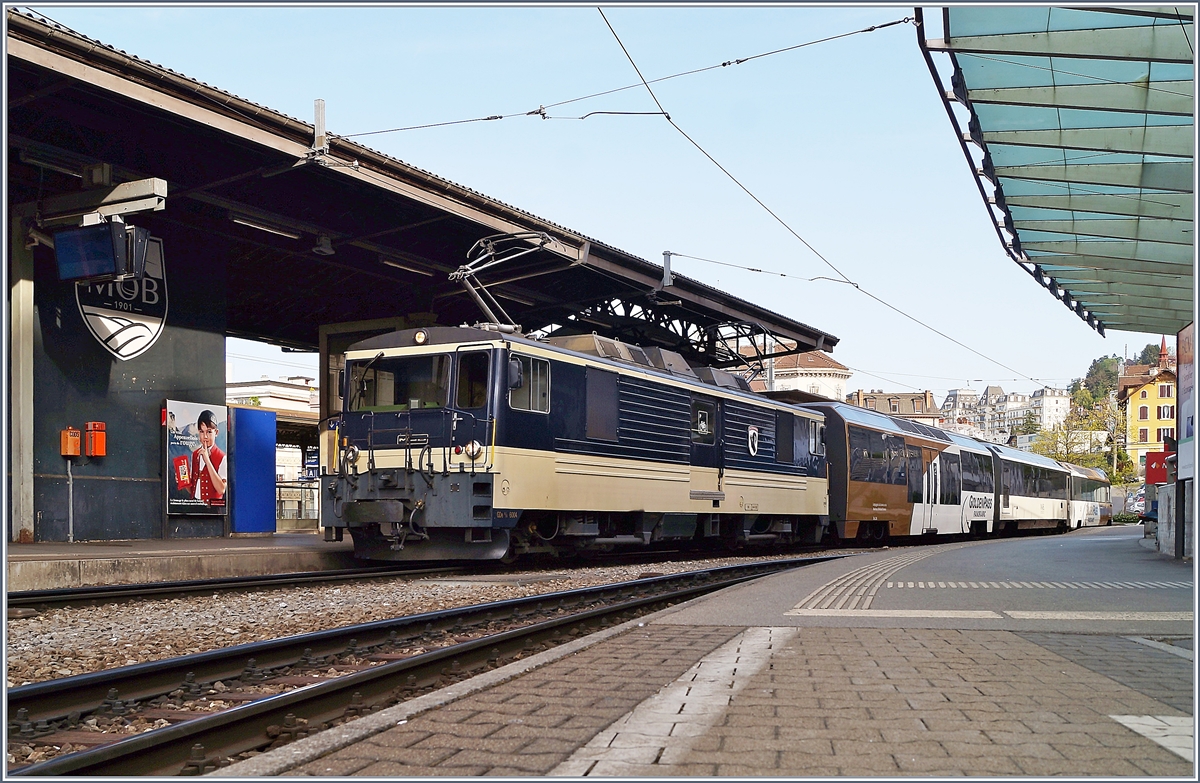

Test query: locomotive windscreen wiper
[347,351,385,412]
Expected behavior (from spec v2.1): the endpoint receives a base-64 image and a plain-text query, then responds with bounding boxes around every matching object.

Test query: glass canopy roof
[918,6,1194,336]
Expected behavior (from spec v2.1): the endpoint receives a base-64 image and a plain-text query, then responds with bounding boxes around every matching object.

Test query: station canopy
[919,6,1194,336]
[6,10,836,370]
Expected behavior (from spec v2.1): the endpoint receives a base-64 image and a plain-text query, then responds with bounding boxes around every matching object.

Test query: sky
[24,3,1173,398]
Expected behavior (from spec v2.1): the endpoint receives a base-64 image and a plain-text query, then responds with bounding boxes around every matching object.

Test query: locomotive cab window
[456,352,491,410]
[348,354,451,412]
[509,355,550,413]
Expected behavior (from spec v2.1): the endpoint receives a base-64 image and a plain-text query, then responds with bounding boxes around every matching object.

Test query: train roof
[345,326,824,418]
[801,401,957,443]
[1061,462,1110,482]
[940,431,993,454]
[984,441,1069,471]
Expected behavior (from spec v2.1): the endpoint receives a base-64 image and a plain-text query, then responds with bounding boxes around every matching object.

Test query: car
[1129,485,1146,514]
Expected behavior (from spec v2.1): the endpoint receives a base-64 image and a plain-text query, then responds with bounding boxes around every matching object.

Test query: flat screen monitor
[54,222,128,282]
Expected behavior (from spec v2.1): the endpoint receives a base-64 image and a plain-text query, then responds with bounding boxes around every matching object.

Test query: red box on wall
[1145,451,1169,485]
[173,454,190,491]
[84,421,106,457]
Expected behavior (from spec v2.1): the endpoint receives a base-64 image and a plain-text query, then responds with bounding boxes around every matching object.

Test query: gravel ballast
[5,553,817,688]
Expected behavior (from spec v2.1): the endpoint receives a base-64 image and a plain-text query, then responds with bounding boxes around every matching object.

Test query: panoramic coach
[802,402,997,543]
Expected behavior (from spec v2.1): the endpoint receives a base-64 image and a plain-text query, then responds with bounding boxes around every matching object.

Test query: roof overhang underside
[918,5,1195,336]
[6,11,837,369]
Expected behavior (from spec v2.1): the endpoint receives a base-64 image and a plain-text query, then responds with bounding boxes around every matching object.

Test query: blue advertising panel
[230,406,277,533]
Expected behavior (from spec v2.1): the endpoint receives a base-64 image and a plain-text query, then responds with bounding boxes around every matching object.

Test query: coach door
[689,395,724,503]
[907,445,933,535]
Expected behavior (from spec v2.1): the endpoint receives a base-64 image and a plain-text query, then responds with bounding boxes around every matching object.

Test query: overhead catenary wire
[596,9,1048,387]
[340,15,912,138]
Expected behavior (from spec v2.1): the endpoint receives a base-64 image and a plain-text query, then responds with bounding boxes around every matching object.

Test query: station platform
[223,528,1194,777]
[4,533,357,592]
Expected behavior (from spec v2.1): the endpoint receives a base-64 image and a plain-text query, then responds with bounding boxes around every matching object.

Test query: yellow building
[1119,368,1177,478]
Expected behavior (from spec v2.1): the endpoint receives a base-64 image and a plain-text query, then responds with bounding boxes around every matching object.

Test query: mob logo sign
[74,240,167,361]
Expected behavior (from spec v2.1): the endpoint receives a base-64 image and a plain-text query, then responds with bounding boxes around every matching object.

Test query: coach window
[509,355,550,413]
[586,368,620,441]
[938,453,961,505]
[809,421,825,456]
[849,426,871,481]
[1048,469,1067,498]
[906,446,923,502]
[775,411,794,464]
[886,435,906,485]
[691,399,717,445]
[456,352,491,409]
[961,451,994,494]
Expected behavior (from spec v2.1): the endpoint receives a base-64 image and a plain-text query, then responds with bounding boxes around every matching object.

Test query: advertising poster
[1178,324,1194,480]
[166,400,229,515]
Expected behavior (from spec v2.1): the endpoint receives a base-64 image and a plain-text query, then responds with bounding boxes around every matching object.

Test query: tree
[1031,394,1117,472]
[1133,342,1160,366]
[1013,410,1040,436]
[1071,386,1095,413]
[1080,355,1120,398]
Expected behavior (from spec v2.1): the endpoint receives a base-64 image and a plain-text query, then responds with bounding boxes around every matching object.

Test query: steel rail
[6,565,465,610]
[10,557,831,776]
[7,557,833,728]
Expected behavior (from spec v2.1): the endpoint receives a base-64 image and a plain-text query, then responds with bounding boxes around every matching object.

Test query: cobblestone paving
[284,624,1193,777]
[1016,632,1194,714]
[289,625,742,777]
[678,628,1193,777]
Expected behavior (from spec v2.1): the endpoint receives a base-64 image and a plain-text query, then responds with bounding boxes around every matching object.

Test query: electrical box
[60,427,81,457]
[84,421,107,457]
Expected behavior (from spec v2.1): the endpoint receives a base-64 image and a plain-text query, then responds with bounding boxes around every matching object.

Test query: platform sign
[165,400,228,515]
[1177,324,1193,481]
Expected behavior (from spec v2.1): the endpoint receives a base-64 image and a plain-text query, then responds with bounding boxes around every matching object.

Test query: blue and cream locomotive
[321,326,831,561]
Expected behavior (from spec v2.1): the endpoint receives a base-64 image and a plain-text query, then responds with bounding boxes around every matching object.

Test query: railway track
[6,546,835,612]
[6,565,468,611]
[8,556,834,776]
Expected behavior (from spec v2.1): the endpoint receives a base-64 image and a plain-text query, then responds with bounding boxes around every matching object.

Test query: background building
[1119,362,1177,478]
[745,345,852,400]
[845,390,940,425]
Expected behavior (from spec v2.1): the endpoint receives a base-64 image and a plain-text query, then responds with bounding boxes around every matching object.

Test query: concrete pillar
[9,207,36,542]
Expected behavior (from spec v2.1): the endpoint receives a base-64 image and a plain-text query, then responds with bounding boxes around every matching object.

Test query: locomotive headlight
[465,440,484,460]
[414,329,428,345]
